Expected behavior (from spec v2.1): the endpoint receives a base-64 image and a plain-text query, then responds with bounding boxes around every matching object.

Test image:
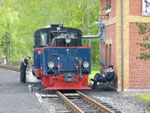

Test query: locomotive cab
[33,24,82,48]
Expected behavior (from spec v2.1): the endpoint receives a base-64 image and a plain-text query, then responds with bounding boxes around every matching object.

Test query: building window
[142,0,150,16]
[105,44,108,68]
[109,44,112,65]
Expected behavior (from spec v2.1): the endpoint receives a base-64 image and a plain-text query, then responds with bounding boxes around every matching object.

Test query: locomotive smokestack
[51,24,63,29]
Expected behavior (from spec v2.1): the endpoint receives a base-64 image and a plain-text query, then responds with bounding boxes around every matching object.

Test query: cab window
[40,32,47,46]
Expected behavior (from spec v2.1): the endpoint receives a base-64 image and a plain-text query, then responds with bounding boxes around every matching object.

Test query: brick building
[100,0,150,90]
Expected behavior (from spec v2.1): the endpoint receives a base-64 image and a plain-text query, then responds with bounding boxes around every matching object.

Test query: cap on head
[27,56,31,59]
[108,65,113,69]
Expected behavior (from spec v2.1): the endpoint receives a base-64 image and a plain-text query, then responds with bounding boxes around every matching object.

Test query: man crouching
[91,65,115,90]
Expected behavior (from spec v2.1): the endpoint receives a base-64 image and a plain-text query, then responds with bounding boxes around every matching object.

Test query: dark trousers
[92,73,107,89]
[20,67,26,83]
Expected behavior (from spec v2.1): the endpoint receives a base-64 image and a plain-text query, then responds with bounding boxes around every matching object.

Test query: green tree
[0,0,100,64]
[54,0,100,64]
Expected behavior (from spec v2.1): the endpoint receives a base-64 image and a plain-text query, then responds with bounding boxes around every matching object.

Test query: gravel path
[82,85,150,113]
[0,68,48,113]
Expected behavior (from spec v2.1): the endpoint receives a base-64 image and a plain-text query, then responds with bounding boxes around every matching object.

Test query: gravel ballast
[82,86,150,113]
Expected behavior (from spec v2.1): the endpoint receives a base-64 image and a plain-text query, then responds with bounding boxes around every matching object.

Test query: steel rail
[56,91,84,113]
[0,65,20,72]
[77,91,115,113]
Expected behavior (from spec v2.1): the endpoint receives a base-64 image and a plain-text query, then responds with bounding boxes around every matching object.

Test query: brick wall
[129,23,150,89]
[101,0,116,19]
[101,24,116,72]
[100,0,116,70]
[100,0,150,89]
[101,0,106,16]
[129,0,142,16]
[110,0,116,18]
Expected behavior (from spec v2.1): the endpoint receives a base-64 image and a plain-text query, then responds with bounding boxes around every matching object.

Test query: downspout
[121,0,124,91]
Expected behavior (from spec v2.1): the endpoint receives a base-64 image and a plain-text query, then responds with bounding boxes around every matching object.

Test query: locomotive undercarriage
[35,67,90,90]
[42,74,90,90]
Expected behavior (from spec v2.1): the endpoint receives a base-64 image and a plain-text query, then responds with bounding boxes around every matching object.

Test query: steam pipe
[82,22,105,42]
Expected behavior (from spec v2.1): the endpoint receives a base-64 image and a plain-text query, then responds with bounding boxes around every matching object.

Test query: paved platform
[0,68,48,113]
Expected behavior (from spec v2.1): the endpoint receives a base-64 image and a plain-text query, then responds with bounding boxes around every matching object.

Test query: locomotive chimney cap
[51,24,63,28]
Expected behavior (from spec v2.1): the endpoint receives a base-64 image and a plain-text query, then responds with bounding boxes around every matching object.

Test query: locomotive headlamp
[83,61,89,68]
[48,61,54,69]
[65,38,71,44]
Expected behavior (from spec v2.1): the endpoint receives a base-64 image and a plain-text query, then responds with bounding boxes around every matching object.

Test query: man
[91,65,115,90]
[20,56,31,83]
[3,54,7,64]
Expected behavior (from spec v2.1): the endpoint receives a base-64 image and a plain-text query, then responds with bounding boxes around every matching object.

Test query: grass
[89,64,100,79]
[136,94,150,103]
[8,60,21,67]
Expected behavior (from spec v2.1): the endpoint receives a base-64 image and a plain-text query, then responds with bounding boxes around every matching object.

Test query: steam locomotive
[33,24,91,90]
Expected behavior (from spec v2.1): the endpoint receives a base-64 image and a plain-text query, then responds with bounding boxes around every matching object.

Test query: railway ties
[40,92,72,113]
[57,91,97,113]
[56,90,121,113]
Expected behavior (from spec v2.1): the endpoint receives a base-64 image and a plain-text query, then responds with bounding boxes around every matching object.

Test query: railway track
[39,90,121,113]
[0,65,20,72]
[56,90,121,113]
[0,65,121,113]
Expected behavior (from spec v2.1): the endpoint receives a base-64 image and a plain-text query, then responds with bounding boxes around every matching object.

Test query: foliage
[102,4,111,10]
[136,23,150,60]
[7,59,21,67]
[136,94,150,103]
[0,0,100,64]
[89,64,100,79]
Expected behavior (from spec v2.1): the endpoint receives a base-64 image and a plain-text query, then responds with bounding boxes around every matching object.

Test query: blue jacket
[105,71,115,82]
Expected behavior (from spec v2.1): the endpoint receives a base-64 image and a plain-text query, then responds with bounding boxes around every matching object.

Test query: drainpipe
[121,0,124,91]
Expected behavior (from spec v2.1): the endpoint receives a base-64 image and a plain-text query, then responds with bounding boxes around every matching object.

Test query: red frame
[42,74,90,90]
[34,47,91,50]
[35,69,90,90]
